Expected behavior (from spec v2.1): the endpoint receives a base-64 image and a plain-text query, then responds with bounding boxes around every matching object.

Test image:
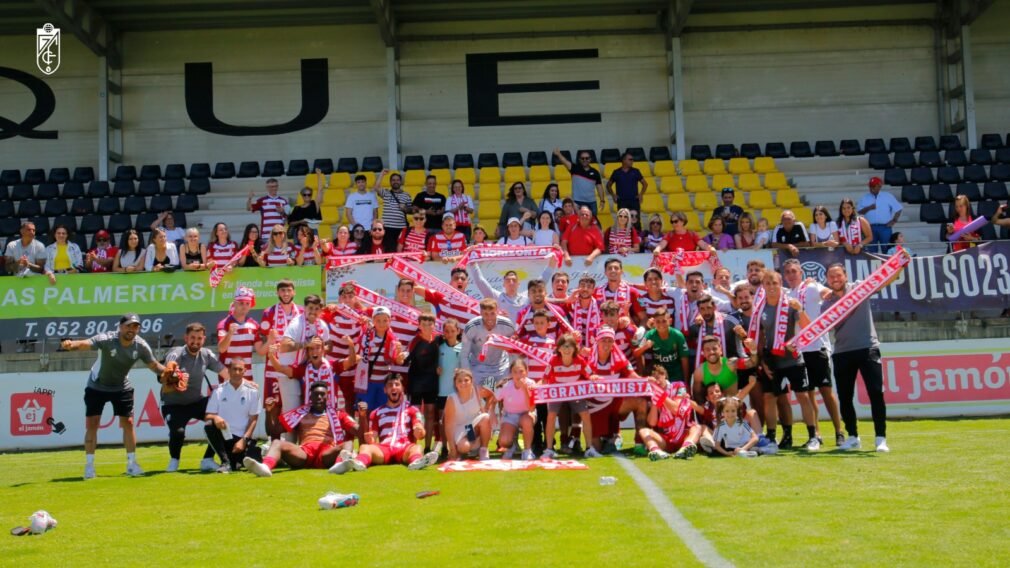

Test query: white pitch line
[615,456,733,568]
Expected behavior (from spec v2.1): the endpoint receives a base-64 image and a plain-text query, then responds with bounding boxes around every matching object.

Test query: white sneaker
[199,457,218,472]
[83,464,96,480]
[839,436,862,451]
[216,464,232,474]
[126,463,145,477]
[243,457,272,477]
[521,449,535,461]
[478,447,490,461]
[337,449,354,462]
[803,438,821,451]
[329,458,365,474]
[318,492,360,509]
[584,447,603,458]
[408,450,440,471]
[166,458,180,473]
[648,449,670,461]
[541,448,556,460]
[875,437,890,453]
[432,441,443,457]
[737,450,758,458]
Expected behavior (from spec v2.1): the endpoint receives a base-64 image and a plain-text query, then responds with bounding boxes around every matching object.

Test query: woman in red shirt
[555,198,579,235]
[946,195,979,253]
[652,211,709,253]
[398,208,430,253]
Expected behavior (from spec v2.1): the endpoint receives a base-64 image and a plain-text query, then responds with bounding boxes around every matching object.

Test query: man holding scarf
[260,280,303,429]
[687,294,743,401]
[217,287,264,382]
[460,298,517,395]
[279,295,330,420]
[352,306,406,416]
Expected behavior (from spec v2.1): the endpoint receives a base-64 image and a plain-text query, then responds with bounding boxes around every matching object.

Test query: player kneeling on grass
[495,359,537,461]
[444,369,495,461]
[711,397,759,457]
[244,381,359,477]
[204,359,262,473]
[332,374,439,473]
[637,368,700,460]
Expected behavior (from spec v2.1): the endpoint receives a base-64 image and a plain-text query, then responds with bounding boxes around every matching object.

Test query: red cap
[95,229,111,239]
[868,176,883,187]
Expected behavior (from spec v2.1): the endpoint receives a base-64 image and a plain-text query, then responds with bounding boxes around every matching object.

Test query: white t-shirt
[282,315,330,366]
[533,229,556,246]
[347,191,379,227]
[206,381,261,436]
[714,420,753,450]
[809,221,837,243]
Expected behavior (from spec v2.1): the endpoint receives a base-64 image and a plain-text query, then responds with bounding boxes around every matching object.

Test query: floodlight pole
[386,46,401,171]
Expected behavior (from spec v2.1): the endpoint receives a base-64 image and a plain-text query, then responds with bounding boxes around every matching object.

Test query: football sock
[127,452,136,465]
[407,454,421,465]
[767,427,776,440]
[357,454,372,467]
[86,454,95,466]
[646,442,659,451]
[807,425,816,439]
[782,424,793,438]
[263,456,278,470]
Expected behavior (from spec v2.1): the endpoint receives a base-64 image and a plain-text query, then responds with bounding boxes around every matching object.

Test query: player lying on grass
[330,374,440,473]
[244,381,359,477]
[637,367,701,460]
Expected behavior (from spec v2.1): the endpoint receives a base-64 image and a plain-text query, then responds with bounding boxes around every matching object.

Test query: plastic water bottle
[599,476,617,486]
[613,434,623,451]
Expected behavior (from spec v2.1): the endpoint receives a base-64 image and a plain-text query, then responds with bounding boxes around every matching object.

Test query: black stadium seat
[649,146,672,162]
[87,181,110,198]
[212,162,235,179]
[626,147,647,162]
[884,168,908,186]
[477,153,499,168]
[137,180,160,197]
[70,233,87,252]
[995,148,1010,164]
[969,149,993,165]
[139,165,162,181]
[600,148,621,164]
[901,185,926,204]
[0,185,7,202]
[286,159,309,176]
[403,155,425,171]
[360,156,383,172]
[188,178,210,195]
[0,200,14,218]
[31,216,49,236]
[136,213,158,233]
[164,164,186,180]
[0,218,19,238]
[96,196,120,215]
[11,184,34,200]
[690,145,712,161]
[163,179,185,196]
[914,136,937,152]
[53,214,77,233]
[814,140,838,157]
[956,183,981,201]
[937,166,962,184]
[918,150,943,168]
[72,167,94,183]
[62,181,85,200]
[839,139,862,155]
[525,152,548,167]
[189,163,211,179]
[963,165,988,184]
[36,183,59,200]
[262,160,285,177]
[70,197,94,216]
[502,152,523,167]
[48,168,70,184]
[910,167,935,185]
[175,194,199,213]
[869,153,891,169]
[765,142,788,158]
[237,161,260,178]
[123,195,147,215]
[945,149,967,167]
[928,183,953,203]
[113,180,135,198]
[428,154,451,169]
[107,214,132,234]
[978,200,999,220]
[43,199,67,217]
[789,141,813,158]
[24,168,46,185]
[172,212,188,228]
[149,194,173,213]
[919,202,946,223]
[113,165,137,181]
[714,144,736,160]
[864,138,887,154]
[1,169,22,185]
[893,152,917,169]
[980,133,1005,150]
[79,214,104,235]
[983,181,1009,201]
[991,164,1010,182]
[551,150,572,166]
[452,154,474,169]
[740,143,761,159]
[889,137,912,153]
[17,200,41,218]
[939,135,963,151]
[311,159,333,174]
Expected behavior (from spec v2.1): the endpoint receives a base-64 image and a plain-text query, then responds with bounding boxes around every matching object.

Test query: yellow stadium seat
[693,192,718,211]
[678,160,701,176]
[701,210,715,228]
[431,168,451,186]
[711,174,735,192]
[761,208,784,225]
[455,167,476,184]
[634,162,652,177]
[302,172,328,191]
[703,159,727,176]
[684,212,703,232]
[603,163,621,178]
[557,180,572,198]
[653,160,677,177]
[640,194,665,214]
[478,184,501,201]
[478,199,500,217]
[321,205,340,225]
[318,223,332,240]
[404,170,426,187]
[754,157,777,174]
[659,176,684,194]
[641,177,656,194]
[479,167,501,185]
[323,188,347,207]
[504,166,526,183]
[764,172,789,190]
[404,185,423,199]
[530,181,551,199]
[776,189,803,208]
[793,207,813,227]
[685,175,710,193]
[728,158,752,175]
[329,172,352,189]
[529,165,552,182]
[597,210,613,226]
[554,166,571,181]
[666,193,692,212]
[738,173,763,192]
[748,190,774,210]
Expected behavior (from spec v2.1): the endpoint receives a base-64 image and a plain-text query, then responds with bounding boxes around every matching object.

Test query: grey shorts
[548,400,589,414]
[501,411,532,427]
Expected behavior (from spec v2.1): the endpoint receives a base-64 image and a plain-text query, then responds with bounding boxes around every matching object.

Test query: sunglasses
[650,221,661,226]
[272,231,284,235]
[371,228,383,232]
[672,219,684,225]
[301,192,311,197]
[618,214,629,218]
[413,216,425,221]
[354,228,365,232]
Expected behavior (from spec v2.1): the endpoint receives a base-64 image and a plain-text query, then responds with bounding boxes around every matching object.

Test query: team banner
[531,378,652,404]
[454,244,564,270]
[0,267,322,342]
[438,459,588,472]
[653,250,717,275]
[794,241,1010,313]
[325,251,426,269]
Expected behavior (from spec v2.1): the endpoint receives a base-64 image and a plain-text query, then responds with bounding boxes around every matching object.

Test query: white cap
[372,306,391,318]
[507,217,521,226]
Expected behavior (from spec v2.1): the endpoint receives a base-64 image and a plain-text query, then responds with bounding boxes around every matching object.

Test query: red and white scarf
[653,249,715,275]
[354,326,399,392]
[479,334,552,366]
[448,193,472,226]
[694,311,725,368]
[326,251,425,270]
[841,218,861,246]
[676,290,691,335]
[594,280,630,307]
[280,404,347,444]
[747,285,766,343]
[265,302,301,342]
[791,248,909,351]
[530,301,578,336]
[387,256,480,316]
[571,296,601,348]
[300,358,342,409]
[769,290,791,357]
[349,282,443,333]
[454,244,564,270]
[209,242,252,288]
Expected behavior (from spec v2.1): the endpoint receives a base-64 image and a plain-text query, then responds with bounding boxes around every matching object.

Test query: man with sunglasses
[607,151,648,220]
[85,230,118,273]
[412,174,446,234]
[554,148,605,217]
[375,169,414,250]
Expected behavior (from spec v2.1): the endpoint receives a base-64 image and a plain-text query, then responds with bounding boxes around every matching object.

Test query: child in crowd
[754,217,773,248]
[436,318,462,458]
[712,397,759,457]
[495,358,537,461]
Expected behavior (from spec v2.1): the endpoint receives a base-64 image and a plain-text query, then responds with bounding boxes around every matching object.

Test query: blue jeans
[356,381,388,412]
[869,224,891,253]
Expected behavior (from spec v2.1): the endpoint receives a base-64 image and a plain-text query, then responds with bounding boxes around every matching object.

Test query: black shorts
[801,350,832,389]
[737,369,757,391]
[436,395,449,410]
[84,387,134,417]
[411,391,438,405]
[776,365,812,394]
[162,398,209,428]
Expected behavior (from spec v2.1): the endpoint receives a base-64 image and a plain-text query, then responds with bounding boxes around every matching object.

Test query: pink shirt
[496,379,535,414]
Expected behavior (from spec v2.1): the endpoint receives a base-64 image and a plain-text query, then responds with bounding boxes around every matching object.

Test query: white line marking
[616,455,733,568]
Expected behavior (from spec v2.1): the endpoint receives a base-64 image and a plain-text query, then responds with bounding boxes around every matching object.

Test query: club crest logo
[36,23,60,76]
[800,261,826,282]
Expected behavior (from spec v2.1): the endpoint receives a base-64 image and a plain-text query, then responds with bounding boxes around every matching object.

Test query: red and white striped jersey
[522,334,555,382]
[325,308,364,369]
[545,355,590,384]
[293,358,344,410]
[612,323,637,360]
[637,287,683,319]
[358,332,403,383]
[207,241,237,264]
[251,195,289,234]
[605,227,641,254]
[325,241,358,259]
[292,243,321,265]
[398,229,428,253]
[427,231,467,258]
[423,289,475,326]
[447,193,474,226]
[515,303,565,341]
[264,244,292,266]
[370,403,421,449]
[594,281,643,317]
[216,315,259,380]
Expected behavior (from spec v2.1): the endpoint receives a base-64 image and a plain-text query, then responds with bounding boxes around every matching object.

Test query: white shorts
[501,411,531,427]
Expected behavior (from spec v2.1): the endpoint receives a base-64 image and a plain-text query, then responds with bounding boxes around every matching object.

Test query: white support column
[386,46,401,170]
[97,56,109,181]
[97,55,124,180]
[668,37,686,161]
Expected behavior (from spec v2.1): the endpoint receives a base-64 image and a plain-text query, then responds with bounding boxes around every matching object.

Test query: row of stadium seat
[689,133,1010,161]
[901,182,1009,205]
[870,148,1010,169]
[0,179,211,201]
[918,200,1004,226]
[0,195,199,221]
[882,164,1010,187]
[0,211,185,240]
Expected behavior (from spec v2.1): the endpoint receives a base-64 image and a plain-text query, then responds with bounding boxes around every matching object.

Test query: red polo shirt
[563,222,605,256]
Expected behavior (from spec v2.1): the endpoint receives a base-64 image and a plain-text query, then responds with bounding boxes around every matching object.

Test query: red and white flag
[209,242,252,288]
